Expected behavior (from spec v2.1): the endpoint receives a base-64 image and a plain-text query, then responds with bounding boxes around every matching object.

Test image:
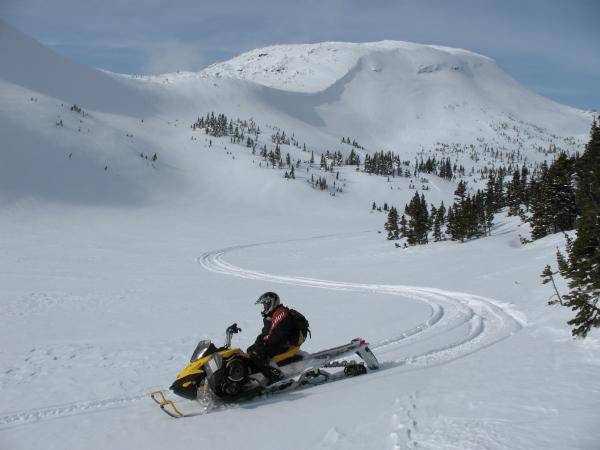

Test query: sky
[1,0,598,110]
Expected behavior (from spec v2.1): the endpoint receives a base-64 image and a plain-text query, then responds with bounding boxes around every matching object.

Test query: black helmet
[255,292,280,317]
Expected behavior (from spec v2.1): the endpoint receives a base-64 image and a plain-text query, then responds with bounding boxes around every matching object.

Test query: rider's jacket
[255,305,296,347]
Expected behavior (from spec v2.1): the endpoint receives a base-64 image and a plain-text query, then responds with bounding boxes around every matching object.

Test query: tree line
[383,119,600,337]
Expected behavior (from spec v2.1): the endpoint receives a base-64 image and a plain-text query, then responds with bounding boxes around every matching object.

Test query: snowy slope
[0,21,599,450]
[0,21,593,205]
[198,41,591,149]
[0,20,157,117]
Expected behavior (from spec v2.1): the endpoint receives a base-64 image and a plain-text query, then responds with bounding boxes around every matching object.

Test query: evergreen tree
[346,149,359,165]
[454,180,467,204]
[547,119,600,337]
[530,153,578,240]
[520,165,530,206]
[433,201,446,241]
[485,174,498,212]
[274,144,281,163]
[385,207,400,240]
[446,206,457,239]
[399,214,408,240]
[404,192,430,245]
[430,205,437,232]
[506,169,522,216]
[494,168,506,209]
[449,181,468,241]
[268,150,277,167]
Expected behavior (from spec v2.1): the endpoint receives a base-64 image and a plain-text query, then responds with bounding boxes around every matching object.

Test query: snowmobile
[151,323,379,417]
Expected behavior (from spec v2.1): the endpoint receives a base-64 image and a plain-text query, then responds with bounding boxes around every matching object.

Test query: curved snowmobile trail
[0,238,524,430]
[198,240,524,372]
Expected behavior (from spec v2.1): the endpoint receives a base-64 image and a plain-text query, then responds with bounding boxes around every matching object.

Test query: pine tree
[399,215,408,240]
[530,153,578,240]
[549,119,600,337]
[449,181,468,241]
[454,180,467,204]
[404,192,430,245]
[433,201,446,241]
[446,206,457,239]
[274,144,281,162]
[385,207,399,240]
[506,169,522,216]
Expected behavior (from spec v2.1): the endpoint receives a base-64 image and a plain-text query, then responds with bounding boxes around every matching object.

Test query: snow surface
[0,20,599,450]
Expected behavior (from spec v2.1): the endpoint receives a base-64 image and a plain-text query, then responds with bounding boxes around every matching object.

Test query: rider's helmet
[255,292,281,318]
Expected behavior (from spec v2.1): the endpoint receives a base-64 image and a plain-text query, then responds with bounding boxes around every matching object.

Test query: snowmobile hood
[176,348,245,380]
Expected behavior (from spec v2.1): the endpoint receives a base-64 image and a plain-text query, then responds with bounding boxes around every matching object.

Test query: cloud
[142,40,206,74]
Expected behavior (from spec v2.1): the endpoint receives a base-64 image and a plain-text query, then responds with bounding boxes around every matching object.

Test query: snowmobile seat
[272,346,305,366]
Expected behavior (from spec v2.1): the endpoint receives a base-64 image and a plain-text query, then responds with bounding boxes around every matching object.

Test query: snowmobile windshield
[190,340,214,362]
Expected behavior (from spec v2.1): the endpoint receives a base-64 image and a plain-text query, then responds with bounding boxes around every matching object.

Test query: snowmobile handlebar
[224,323,242,348]
[227,323,241,334]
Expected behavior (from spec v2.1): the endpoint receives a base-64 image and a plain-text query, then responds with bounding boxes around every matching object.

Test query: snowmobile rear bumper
[309,338,379,370]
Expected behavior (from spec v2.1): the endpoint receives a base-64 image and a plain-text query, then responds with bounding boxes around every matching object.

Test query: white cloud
[142,40,206,74]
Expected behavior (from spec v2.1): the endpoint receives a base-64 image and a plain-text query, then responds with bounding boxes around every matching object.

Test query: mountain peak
[199,40,495,93]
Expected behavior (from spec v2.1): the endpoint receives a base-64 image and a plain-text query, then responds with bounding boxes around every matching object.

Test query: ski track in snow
[0,237,523,429]
[197,239,524,372]
[0,394,148,429]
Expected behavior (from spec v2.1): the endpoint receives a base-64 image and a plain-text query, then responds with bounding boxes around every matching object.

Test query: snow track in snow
[198,239,523,371]
[0,394,147,429]
[0,238,523,429]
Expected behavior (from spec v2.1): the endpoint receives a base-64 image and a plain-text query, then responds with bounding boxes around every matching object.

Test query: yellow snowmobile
[151,323,379,418]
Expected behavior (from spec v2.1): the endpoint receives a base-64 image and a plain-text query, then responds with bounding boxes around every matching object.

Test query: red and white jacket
[257,306,294,347]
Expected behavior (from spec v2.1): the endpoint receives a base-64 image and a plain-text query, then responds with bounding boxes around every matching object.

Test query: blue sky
[1,0,598,109]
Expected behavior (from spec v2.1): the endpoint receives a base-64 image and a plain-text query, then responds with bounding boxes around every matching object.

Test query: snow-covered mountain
[197,41,591,150]
[0,20,592,205]
[1,21,598,450]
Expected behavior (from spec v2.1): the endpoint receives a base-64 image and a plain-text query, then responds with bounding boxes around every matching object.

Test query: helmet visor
[255,293,277,314]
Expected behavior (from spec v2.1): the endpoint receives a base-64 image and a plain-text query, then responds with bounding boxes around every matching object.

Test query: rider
[247,292,306,384]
